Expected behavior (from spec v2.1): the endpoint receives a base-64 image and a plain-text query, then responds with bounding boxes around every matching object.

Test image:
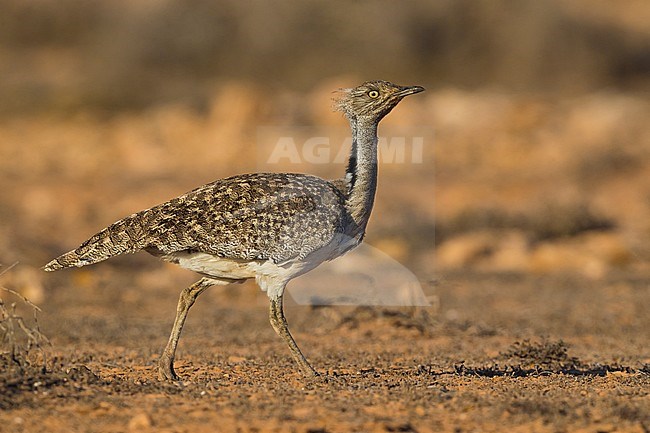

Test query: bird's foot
[299,363,320,378]
[157,356,180,382]
[158,365,180,382]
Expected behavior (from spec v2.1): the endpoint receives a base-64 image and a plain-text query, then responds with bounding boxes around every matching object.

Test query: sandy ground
[1,267,649,433]
[1,85,650,432]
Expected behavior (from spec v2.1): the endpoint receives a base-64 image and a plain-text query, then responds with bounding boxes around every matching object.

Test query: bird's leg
[269,293,319,377]
[158,278,214,381]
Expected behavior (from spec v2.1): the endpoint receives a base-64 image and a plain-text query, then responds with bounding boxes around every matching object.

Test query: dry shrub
[0,263,50,374]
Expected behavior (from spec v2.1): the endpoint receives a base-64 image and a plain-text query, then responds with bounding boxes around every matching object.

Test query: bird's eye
[368,90,379,98]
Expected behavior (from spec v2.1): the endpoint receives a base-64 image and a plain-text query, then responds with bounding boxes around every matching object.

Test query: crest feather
[332,88,353,113]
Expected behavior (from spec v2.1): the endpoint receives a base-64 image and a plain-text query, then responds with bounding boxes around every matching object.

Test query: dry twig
[0,263,50,371]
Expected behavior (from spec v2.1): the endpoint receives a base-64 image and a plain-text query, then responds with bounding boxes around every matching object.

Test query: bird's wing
[146,172,348,263]
[44,173,347,271]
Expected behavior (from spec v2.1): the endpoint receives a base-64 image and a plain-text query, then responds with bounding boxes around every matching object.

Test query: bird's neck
[344,117,378,233]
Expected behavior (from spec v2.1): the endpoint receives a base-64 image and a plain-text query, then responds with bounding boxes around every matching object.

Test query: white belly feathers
[164,233,361,300]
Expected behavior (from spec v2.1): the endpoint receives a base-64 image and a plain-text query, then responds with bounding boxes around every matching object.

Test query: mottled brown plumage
[44,173,350,270]
[44,80,425,381]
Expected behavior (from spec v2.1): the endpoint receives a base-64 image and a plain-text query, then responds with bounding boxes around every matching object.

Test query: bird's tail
[43,213,149,272]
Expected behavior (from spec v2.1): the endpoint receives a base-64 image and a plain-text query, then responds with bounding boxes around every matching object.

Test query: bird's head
[334,80,425,123]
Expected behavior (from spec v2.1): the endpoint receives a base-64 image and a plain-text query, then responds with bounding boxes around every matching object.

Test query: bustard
[44,80,425,380]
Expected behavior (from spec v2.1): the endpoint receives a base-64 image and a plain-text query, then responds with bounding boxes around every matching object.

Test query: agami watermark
[257,126,432,168]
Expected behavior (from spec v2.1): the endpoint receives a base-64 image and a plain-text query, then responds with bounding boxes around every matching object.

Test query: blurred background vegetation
[0,0,648,114]
[1,0,650,280]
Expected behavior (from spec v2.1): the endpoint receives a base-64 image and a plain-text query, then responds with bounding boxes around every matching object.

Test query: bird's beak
[395,85,425,98]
